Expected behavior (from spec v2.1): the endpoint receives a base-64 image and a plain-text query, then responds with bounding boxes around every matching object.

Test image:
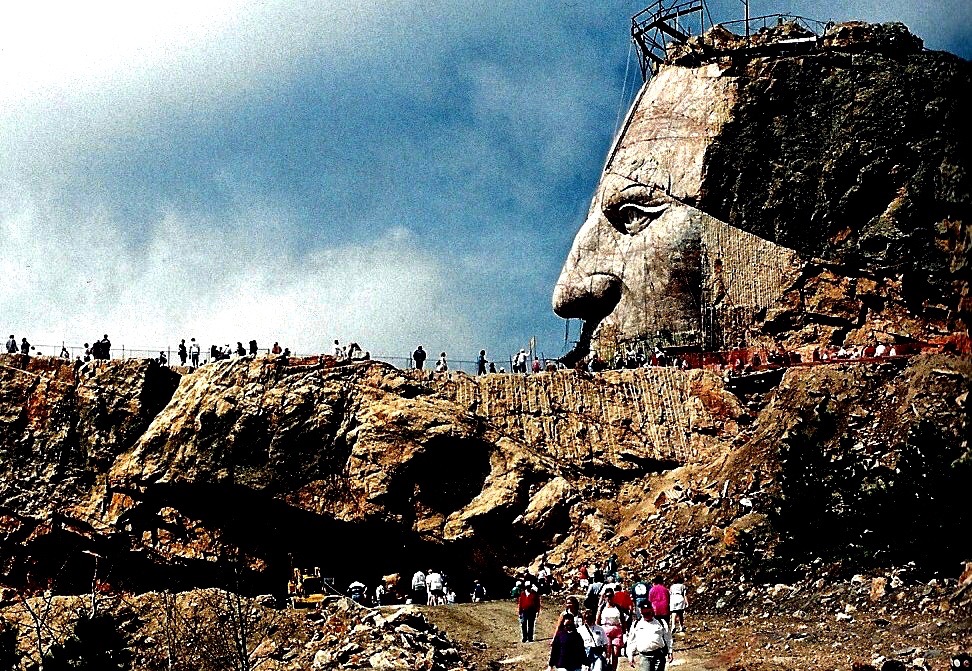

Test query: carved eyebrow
[604,172,696,209]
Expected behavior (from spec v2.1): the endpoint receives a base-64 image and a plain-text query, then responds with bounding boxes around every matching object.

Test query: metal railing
[717,13,828,37]
[13,343,563,376]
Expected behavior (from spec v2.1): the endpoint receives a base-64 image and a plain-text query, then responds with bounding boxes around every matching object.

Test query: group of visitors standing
[5,335,31,356]
[413,345,550,376]
[345,567,487,608]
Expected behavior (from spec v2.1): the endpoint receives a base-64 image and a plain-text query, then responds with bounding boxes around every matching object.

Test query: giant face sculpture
[553,63,802,360]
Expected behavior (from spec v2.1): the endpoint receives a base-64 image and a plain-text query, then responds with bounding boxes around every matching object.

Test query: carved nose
[552,272,622,322]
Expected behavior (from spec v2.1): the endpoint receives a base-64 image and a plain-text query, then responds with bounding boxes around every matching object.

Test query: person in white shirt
[189,338,201,368]
[410,570,426,604]
[627,603,672,671]
[668,578,688,633]
[579,608,610,671]
[435,352,448,373]
[426,569,444,605]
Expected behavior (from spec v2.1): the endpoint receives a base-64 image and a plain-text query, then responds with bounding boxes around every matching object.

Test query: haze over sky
[2,1,969,363]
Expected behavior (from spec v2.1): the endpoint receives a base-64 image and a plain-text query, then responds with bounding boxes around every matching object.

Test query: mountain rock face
[0,21,969,620]
[553,21,970,360]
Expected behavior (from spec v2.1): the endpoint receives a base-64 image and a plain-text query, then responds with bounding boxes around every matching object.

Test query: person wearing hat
[627,603,672,671]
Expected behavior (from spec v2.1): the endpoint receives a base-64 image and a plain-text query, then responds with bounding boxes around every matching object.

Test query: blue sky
[2,1,969,364]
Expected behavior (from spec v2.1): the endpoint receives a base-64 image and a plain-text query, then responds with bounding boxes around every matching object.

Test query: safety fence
[23,343,557,376]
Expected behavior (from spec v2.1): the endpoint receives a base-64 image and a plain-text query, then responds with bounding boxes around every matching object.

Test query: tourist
[410,569,427,605]
[347,342,362,359]
[577,564,590,591]
[375,582,387,606]
[511,576,525,599]
[157,351,167,365]
[579,608,609,671]
[648,577,670,626]
[426,568,444,605]
[271,342,282,355]
[435,351,448,373]
[83,343,91,362]
[488,361,497,373]
[631,576,650,613]
[334,339,344,359]
[553,595,583,637]
[471,579,487,602]
[348,580,367,605]
[20,337,31,356]
[4,335,16,354]
[669,577,688,633]
[517,580,541,643]
[547,616,586,671]
[477,349,488,375]
[189,338,201,368]
[532,357,541,373]
[60,345,70,359]
[626,603,673,671]
[100,334,111,359]
[596,588,626,669]
[235,342,246,357]
[413,345,427,370]
[604,553,618,582]
[249,339,258,356]
[611,578,634,618]
[178,339,188,366]
[514,349,528,373]
[584,573,604,613]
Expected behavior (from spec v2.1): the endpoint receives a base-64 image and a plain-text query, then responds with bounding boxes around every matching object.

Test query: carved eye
[607,196,670,235]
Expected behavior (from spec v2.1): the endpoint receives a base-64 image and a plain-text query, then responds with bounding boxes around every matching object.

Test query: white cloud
[0,191,474,359]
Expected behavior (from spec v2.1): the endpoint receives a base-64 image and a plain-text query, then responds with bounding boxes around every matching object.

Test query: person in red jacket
[518,581,542,643]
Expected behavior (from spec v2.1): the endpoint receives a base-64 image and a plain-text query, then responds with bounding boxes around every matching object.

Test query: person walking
[548,616,586,671]
[596,588,627,671]
[648,577,671,626]
[5,335,16,354]
[471,579,487,602]
[410,569,427,605]
[477,349,488,375]
[412,345,427,370]
[517,581,541,643]
[626,603,672,671]
[579,608,610,671]
[669,577,688,632]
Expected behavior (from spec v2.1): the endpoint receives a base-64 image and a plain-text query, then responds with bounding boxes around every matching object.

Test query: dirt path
[418,601,724,671]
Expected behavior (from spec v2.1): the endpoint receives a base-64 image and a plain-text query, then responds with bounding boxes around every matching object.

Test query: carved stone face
[553,64,801,357]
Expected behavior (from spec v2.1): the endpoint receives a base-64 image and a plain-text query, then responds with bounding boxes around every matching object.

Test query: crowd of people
[340,568,488,608]
[509,556,687,671]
